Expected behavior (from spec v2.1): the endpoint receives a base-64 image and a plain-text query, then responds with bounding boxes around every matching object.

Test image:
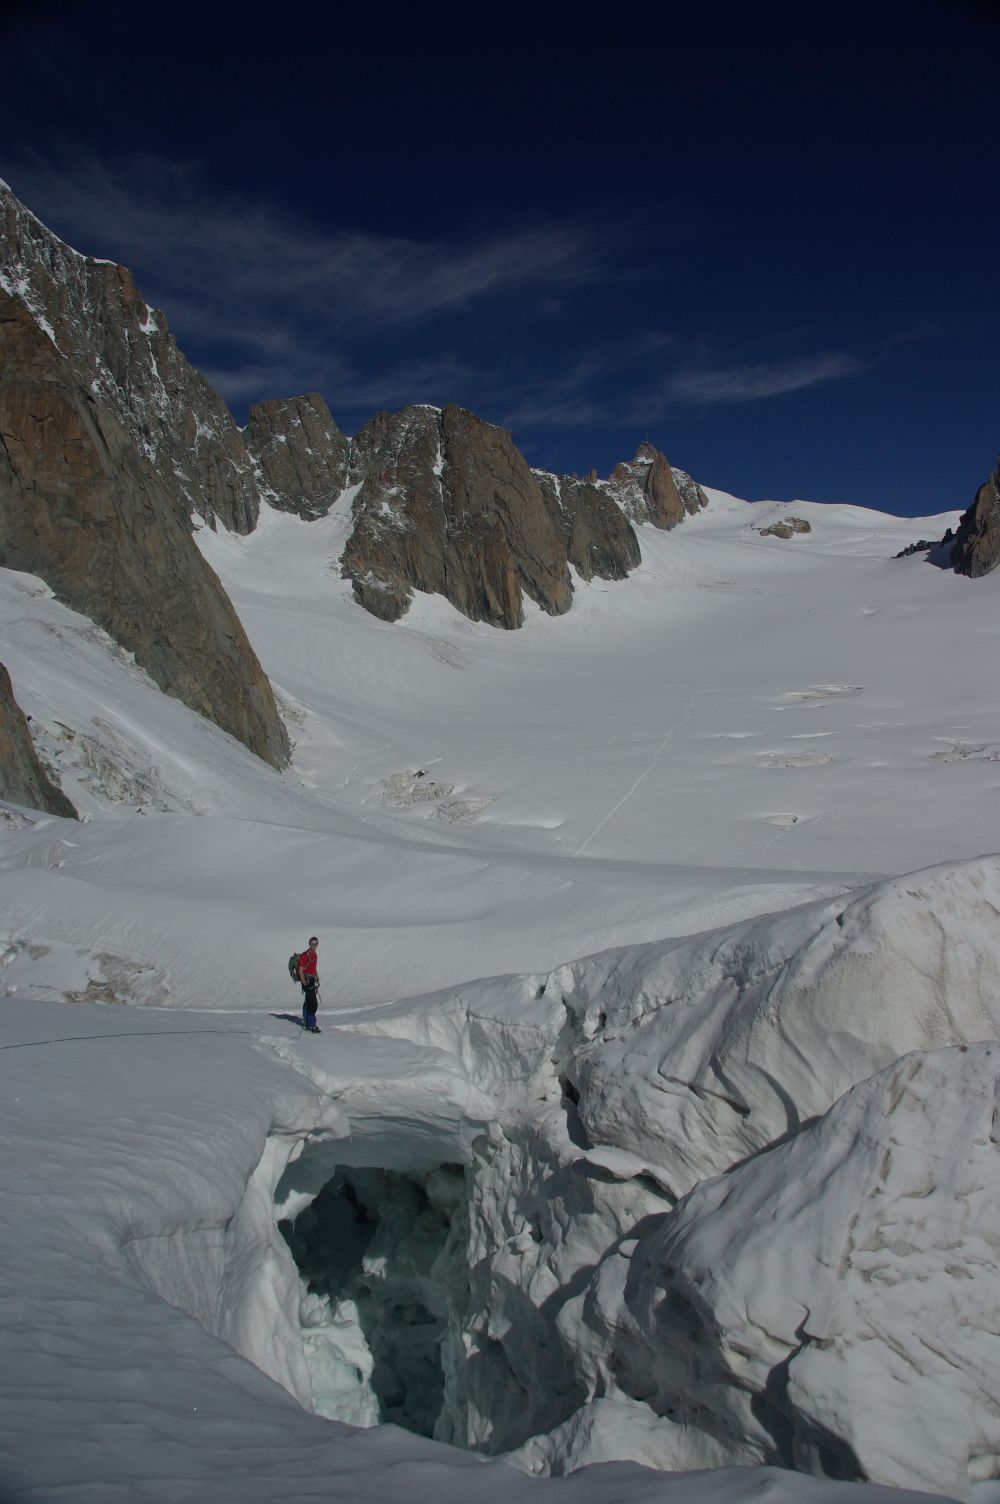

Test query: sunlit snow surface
[2,488,999,1502]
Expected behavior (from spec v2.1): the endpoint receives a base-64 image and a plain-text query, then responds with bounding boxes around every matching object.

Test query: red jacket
[298,946,318,980]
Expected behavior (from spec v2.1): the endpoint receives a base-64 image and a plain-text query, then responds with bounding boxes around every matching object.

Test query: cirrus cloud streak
[664,353,863,406]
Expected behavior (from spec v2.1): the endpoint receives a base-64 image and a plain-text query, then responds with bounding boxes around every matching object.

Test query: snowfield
[3,486,1000,1503]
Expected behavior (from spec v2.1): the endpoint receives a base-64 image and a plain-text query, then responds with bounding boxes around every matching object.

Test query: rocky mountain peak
[606,441,705,529]
[341,403,575,627]
[243,392,350,518]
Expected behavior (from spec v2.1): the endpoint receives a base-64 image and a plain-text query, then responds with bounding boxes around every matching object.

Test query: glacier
[3,486,1000,1503]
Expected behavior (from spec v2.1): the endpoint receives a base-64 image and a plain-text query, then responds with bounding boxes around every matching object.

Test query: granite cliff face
[0,294,290,768]
[951,457,1000,578]
[340,415,710,626]
[341,404,576,627]
[243,393,350,518]
[0,662,77,817]
[0,182,261,534]
[534,471,641,582]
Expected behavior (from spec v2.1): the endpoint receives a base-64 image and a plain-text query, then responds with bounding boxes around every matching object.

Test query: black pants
[302,981,319,1025]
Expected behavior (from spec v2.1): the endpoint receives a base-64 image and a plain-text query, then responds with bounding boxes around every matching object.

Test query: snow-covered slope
[198,486,991,877]
[2,483,998,1503]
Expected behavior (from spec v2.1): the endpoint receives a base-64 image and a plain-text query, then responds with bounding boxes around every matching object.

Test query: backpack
[288,951,301,984]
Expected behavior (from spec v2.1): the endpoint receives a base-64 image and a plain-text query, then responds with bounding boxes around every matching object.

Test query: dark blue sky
[3,0,997,516]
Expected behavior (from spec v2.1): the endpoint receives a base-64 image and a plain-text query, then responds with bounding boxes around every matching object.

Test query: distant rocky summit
[340,414,706,627]
[0,662,76,817]
[604,440,700,528]
[244,393,350,519]
[341,403,576,626]
[951,456,1000,578]
[341,405,675,627]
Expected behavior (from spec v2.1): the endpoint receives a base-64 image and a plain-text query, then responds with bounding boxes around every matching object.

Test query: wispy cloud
[5,150,648,422]
[490,344,865,436]
[7,151,619,339]
[494,333,678,432]
[663,353,863,406]
[2,151,870,448]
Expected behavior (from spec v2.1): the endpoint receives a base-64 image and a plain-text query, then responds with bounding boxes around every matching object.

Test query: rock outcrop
[758,515,812,539]
[0,294,290,769]
[606,441,698,529]
[243,393,350,518]
[341,404,576,627]
[951,456,1000,578]
[893,530,954,560]
[0,661,77,817]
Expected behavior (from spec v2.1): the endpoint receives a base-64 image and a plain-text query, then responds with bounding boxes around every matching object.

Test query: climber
[297,936,321,1034]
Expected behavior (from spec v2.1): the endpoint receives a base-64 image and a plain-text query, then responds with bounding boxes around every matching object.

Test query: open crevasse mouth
[117,999,865,1484]
[267,1098,605,1459]
[278,1159,466,1438]
[121,1031,677,1472]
